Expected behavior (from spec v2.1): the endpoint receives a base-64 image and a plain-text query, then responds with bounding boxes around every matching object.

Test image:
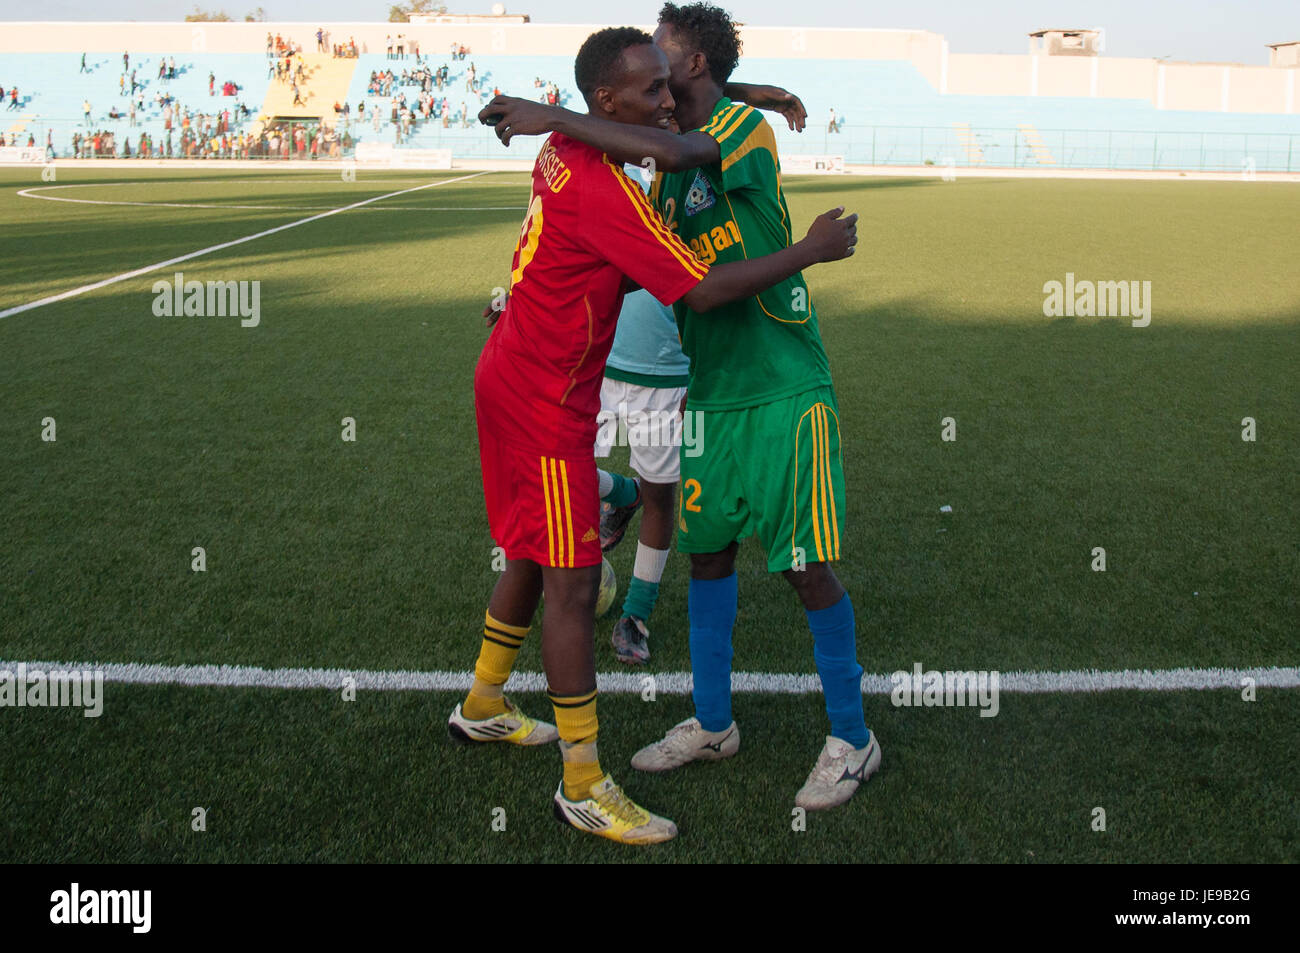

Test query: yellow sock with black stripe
[462,611,529,720]
[549,687,604,800]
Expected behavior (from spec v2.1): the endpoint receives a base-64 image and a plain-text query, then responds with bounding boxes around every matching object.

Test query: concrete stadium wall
[948,52,1295,113]
[946,54,1026,96]
[2,20,1295,115]
[1098,58,1157,101]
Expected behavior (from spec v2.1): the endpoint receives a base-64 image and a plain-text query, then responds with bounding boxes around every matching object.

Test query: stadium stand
[2,27,1297,170]
[729,58,1300,172]
[337,53,574,154]
[0,52,269,157]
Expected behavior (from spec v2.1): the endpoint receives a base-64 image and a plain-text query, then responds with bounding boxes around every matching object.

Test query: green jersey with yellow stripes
[650,97,832,411]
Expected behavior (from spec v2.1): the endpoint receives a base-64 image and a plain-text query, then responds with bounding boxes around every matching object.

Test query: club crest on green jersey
[684,170,716,216]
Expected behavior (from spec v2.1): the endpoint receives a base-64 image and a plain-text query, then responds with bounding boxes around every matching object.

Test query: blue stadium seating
[730,58,1300,171]
[335,53,577,156]
[3,48,1297,170]
[0,52,270,155]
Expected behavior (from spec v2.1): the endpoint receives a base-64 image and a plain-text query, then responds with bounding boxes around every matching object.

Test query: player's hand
[484,297,505,328]
[478,96,559,146]
[737,84,807,132]
[802,206,859,262]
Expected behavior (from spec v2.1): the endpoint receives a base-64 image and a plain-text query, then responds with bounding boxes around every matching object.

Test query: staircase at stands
[259,52,356,122]
[1017,123,1057,165]
[953,122,986,165]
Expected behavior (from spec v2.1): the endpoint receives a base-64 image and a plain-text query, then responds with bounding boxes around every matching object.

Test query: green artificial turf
[1,167,1296,862]
[1,684,1295,863]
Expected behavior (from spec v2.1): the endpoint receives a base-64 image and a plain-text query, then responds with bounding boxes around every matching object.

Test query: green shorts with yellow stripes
[677,385,845,573]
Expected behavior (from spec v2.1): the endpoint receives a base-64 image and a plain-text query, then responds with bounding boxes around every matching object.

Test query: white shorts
[593,377,687,484]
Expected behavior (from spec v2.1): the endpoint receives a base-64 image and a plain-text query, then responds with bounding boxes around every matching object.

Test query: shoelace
[810,750,848,783]
[594,784,649,826]
[495,698,524,729]
[662,721,699,746]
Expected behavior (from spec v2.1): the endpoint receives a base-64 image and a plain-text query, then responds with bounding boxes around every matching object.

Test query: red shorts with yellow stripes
[476,422,602,570]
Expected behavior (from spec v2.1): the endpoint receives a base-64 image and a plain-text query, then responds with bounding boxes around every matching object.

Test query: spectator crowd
[3,40,571,161]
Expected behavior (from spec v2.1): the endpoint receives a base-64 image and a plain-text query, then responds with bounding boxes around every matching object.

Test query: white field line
[17,182,524,211]
[20,177,471,188]
[0,660,1295,695]
[0,170,490,321]
[22,197,525,212]
[841,164,1300,183]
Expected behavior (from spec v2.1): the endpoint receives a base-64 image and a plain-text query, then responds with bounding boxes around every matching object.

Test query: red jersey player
[448,26,858,844]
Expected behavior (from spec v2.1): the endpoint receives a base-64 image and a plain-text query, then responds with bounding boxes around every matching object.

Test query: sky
[6,0,1298,65]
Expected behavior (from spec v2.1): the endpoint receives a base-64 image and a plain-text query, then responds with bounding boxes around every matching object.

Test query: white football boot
[630,716,739,772]
[794,733,881,810]
[447,698,559,746]
[552,774,678,845]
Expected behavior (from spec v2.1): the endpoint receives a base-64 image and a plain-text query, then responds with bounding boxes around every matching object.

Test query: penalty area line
[0,170,490,321]
[0,661,1295,695]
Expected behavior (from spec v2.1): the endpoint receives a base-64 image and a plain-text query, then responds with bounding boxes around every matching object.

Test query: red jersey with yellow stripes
[475,132,706,567]
[478,132,708,455]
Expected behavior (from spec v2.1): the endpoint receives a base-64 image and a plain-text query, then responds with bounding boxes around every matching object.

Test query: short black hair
[657,2,742,84]
[575,27,655,103]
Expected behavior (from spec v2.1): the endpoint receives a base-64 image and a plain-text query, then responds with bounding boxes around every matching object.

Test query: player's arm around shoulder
[478,94,718,173]
[592,87,804,172]
[723,82,808,132]
[554,110,719,174]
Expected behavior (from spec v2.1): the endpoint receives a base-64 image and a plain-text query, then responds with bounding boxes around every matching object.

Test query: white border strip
[1,661,1295,695]
[16,182,525,211]
[0,170,489,321]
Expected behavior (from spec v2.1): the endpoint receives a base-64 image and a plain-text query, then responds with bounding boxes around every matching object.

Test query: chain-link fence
[11,115,1299,172]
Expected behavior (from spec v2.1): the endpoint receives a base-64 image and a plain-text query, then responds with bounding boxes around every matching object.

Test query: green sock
[602,473,638,508]
[622,575,659,621]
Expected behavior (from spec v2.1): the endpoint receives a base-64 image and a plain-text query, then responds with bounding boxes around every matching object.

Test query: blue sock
[689,573,737,732]
[807,593,869,748]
